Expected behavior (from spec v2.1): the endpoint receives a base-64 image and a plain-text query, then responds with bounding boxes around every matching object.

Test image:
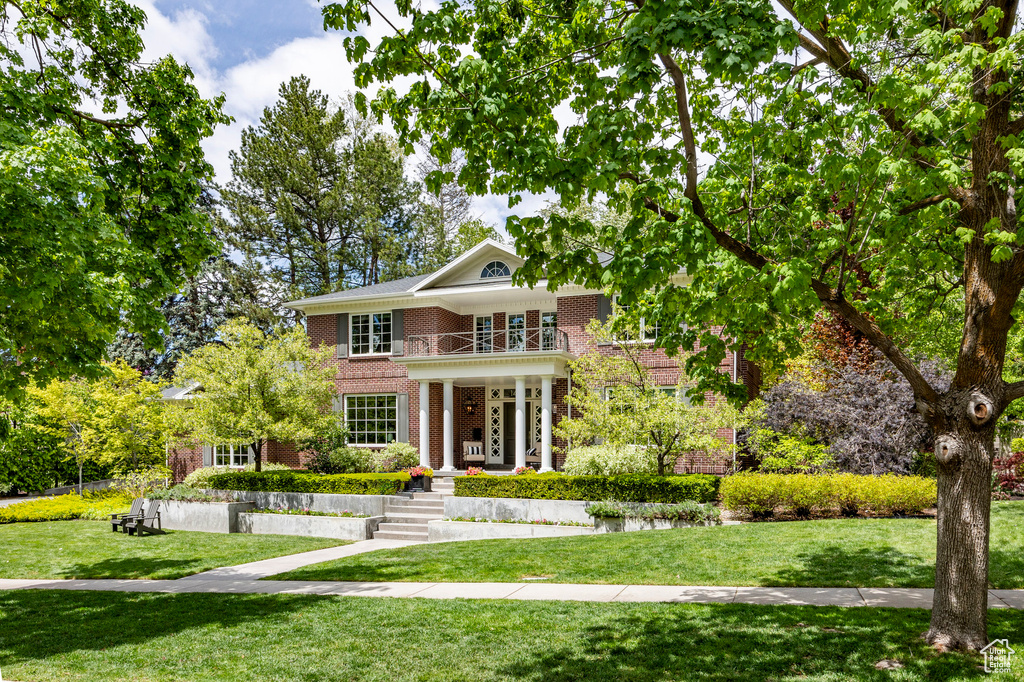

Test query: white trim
[349,311,393,357]
[410,239,519,292]
[344,393,399,446]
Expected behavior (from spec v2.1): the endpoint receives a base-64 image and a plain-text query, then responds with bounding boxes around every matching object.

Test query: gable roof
[409,239,520,292]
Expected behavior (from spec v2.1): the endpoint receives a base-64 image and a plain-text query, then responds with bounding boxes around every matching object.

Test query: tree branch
[1005,379,1024,402]
[900,194,950,215]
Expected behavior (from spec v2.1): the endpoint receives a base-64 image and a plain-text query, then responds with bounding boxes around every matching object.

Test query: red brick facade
[169,292,755,480]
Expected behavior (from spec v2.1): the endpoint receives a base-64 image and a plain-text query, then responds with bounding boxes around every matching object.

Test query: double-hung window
[213,444,251,467]
[351,312,392,355]
[541,311,557,350]
[475,315,493,353]
[613,295,659,341]
[508,313,526,352]
[345,394,398,445]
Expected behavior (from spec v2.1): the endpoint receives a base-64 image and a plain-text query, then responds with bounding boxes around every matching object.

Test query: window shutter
[392,308,405,356]
[596,295,613,346]
[202,445,212,467]
[332,394,345,413]
[397,393,409,443]
[336,313,349,358]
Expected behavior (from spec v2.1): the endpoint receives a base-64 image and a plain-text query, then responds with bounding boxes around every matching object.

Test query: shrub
[719,473,937,518]
[147,485,232,502]
[369,442,420,473]
[561,444,658,476]
[111,465,172,498]
[586,499,721,524]
[0,491,132,523]
[513,466,536,475]
[307,446,373,474]
[453,472,719,503]
[748,424,832,474]
[207,470,410,495]
[183,463,291,488]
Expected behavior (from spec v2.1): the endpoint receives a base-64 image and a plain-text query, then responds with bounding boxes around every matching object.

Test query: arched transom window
[480,260,511,278]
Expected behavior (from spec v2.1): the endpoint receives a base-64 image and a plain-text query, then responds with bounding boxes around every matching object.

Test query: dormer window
[480,260,511,278]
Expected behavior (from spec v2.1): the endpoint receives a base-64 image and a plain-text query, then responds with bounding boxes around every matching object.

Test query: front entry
[486,384,543,467]
[502,401,536,465]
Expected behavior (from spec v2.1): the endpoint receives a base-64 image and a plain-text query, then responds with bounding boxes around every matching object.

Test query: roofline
[408,239,519,293]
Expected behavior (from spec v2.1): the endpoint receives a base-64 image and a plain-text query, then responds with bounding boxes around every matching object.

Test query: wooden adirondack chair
[125,499,164,536]
[110,498,144,533]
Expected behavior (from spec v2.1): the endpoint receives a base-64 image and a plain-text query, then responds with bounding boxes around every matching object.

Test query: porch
[391,328,575,473]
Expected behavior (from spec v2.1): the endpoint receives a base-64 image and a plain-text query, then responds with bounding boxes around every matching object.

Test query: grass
[0,590,1021,681]
[270,501,1024,588]
[0,521,347,580]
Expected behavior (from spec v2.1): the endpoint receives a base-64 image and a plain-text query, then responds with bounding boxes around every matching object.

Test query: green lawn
[271,501,1024,588]
[0,590,1020,681]
[0,521,347,580]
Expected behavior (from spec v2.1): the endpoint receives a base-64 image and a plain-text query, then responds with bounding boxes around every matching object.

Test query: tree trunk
[253,440,263,472]
[928,421,994,651]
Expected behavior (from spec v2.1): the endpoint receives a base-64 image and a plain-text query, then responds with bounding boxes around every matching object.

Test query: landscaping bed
[207,470,410,495]
[1,590,1020,681]
[454,472,719,503]
[0,492,131,524]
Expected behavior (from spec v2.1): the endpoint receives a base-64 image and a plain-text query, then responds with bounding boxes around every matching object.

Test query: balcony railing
[406,327,570,358]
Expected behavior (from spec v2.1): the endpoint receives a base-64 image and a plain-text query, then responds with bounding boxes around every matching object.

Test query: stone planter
[237,512,384,540]
[428,520,596,543]
[156,500,255,533]
[593,517,720,533]
[443,496,592,524]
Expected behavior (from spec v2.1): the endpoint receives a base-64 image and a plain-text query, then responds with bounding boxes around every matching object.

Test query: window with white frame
[351,312,392,355]
[475,315,493,353]
[612,295,659,341]
[508,312,526,351]
[345,394,398,445]
[213,444,251,467]
[541,311,557,350]
[480,260,511,278]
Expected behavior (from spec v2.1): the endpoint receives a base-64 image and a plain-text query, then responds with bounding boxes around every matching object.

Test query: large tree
[326,0,1024,649]
[220,77,420,313]
[0,0,226,396]
[170,319,336,471]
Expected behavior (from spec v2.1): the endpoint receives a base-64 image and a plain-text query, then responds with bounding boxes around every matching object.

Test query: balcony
[406,327,570,358]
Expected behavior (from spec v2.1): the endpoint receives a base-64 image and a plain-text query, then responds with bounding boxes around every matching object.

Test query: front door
[502,400,535,465]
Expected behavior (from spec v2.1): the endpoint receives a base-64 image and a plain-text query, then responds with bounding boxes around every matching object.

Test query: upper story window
[480,260,511,278]
[613,295,659,342]
[351,312,392,355]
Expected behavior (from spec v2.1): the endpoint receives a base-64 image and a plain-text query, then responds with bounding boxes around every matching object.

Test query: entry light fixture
[463,396,478,415]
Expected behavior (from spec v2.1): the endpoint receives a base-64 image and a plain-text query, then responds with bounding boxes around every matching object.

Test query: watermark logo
[982,639,1016,674]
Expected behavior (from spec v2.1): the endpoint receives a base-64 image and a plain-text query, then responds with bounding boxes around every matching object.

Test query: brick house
[168,239,757,479]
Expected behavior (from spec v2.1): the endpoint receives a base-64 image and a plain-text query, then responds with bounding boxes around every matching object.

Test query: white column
[540,375,553,472]
[418,381,431,467]
[441,379,455,471]
[515,376,526,469]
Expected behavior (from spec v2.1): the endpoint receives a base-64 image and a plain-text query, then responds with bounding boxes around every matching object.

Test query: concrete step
[373,529,429,541]
[376,522,430,533]
[411,492,446,501]
[385,503,443,513]
[386,499,444,509]
[382,509,442,520]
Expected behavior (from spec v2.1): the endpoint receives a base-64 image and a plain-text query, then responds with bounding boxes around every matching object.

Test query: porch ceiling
[390,350,574,382]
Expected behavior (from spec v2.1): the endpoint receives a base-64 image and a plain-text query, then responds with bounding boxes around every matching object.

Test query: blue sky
[135,0,549,231]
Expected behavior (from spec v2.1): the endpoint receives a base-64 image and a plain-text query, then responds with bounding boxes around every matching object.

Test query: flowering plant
[514,466,537,475]
[465,467,484,476]
[407,466,433,477]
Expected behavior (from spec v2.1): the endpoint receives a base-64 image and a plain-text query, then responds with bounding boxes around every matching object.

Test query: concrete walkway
[0,578,1020,608]
[179,538,425,581]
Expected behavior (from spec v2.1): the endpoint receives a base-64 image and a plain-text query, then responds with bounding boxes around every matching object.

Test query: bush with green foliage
[561,444,658,476]
[0,491,132,523]
[369,442,420,473]
[719,473,937,519]
[147,485,231,502]
[453,472,719,503]
[207,470,410,495]
[111,465,172,499]
[306,446,372,475]
[586,499,721,524]
[182,462,291,489]
[747,423,832,474]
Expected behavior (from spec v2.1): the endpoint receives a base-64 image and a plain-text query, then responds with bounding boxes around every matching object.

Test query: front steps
[373,487,450,540]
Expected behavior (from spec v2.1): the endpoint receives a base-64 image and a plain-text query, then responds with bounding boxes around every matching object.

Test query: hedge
[453,472,720,503]
[206,470,410,496]
[719,473,937,518]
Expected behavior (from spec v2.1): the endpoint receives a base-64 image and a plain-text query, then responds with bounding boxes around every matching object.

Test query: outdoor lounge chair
[125,499,164,536]
[463,441,485,466]
[110,498,144,533]
[525,441,542,468]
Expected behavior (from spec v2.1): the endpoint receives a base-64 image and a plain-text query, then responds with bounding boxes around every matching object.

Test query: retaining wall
[443,496,593,524]
[157,500,255,533]
[237,512,384,540]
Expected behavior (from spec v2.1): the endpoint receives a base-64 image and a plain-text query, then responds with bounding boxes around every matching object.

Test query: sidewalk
[179,538,424,581]
[0,577,1020,609]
